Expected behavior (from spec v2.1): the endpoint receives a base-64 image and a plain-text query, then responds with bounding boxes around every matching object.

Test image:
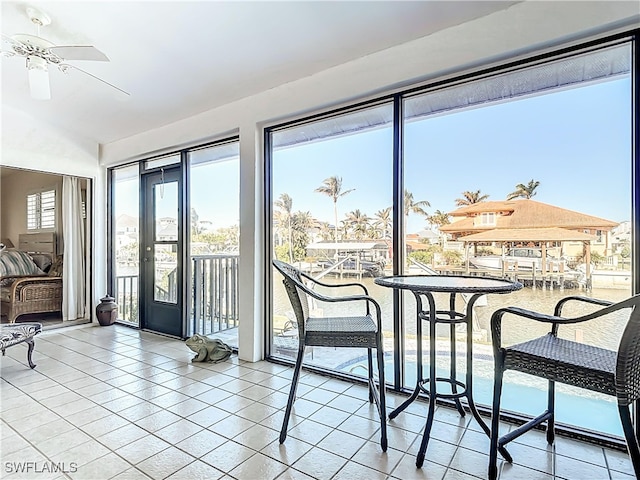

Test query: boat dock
[295,256,383,280]
[294,241,591,288]
[432,264,585,290]
[295,259,585,289]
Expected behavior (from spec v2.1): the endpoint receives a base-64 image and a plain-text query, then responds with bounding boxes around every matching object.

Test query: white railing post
[193,257,203,334]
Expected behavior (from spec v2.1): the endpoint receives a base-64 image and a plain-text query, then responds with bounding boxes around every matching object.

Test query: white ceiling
[1,1,519,146]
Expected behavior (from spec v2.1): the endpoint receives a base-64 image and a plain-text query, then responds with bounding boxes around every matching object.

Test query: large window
[267,37,636,442]
[112,164,140,325]
[188,141,240,345]
[403,41,632,437]
[269,104,394,375]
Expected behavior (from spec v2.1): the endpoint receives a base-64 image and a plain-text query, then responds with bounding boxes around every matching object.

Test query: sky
[273,76,631,234]
[114,158,240,230]
[115,74,631,235]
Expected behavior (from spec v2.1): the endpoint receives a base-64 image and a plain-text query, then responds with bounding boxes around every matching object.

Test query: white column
[92,169,107,320]
[237,122,264,362]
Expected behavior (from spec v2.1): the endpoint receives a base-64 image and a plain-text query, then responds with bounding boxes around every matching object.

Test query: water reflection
[275,274,630,350]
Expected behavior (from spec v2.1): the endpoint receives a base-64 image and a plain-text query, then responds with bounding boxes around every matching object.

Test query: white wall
[0,106,106,321]
[2,106,99,175]
[0,170,63,248]
[3,1,638,360]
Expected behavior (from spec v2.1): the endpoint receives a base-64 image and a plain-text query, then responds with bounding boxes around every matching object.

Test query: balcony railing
[115,275,138,323]
[114,254,239,336]
[191,254,239,336]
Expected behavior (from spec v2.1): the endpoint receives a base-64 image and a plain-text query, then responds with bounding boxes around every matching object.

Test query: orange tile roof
[441,199,618,233]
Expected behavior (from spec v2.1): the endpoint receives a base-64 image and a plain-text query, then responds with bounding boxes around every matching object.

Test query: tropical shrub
[576,251,606,266]
[274,245,290,262]
[443,250,463,266]
[621,245,631,258]
[409,250,433,264]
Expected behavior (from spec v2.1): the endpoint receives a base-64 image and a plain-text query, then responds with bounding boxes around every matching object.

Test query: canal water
[274,274,631,350]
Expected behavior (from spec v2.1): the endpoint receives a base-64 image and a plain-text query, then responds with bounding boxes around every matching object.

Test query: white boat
[469,247,567,272]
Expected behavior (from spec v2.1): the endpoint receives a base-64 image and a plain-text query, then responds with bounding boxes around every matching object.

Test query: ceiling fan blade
[60,63,129,96]
[50,45,109,61]
[0,33,18,53]
[1,32,15,43]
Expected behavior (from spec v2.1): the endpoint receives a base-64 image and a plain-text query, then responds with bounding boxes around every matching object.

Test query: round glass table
[375,274,522,467]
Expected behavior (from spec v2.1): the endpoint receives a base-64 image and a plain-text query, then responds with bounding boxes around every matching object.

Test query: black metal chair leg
[376,338,387,452]
[367,348,374,403]
[280,346,305,444]
[547,380,555,445]
[452,394,466,417]
[488,362,505,480]
[618,404,640,478]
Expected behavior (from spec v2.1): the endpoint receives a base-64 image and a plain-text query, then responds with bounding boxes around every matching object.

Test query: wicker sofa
[0,249,62,324]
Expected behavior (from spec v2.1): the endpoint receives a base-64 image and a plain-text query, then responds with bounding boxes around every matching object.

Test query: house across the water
[438,199,621,285]
[440,199,619,258]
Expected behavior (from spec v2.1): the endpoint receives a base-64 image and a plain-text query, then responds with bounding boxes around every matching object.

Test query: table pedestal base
[374,274,522,468]
[388,292,512,468]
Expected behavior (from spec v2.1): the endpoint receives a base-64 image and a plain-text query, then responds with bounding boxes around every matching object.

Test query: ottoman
[0,323,42,369]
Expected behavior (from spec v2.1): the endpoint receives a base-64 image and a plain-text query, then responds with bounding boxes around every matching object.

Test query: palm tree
[315,176,355,244]
[274,193,294,263]
[345,209,371,240]
[291,211,314,261]
[404,189,430,234]
[317,221,333,242]
[190,207,201,235]
[507,179,540,200]
[404,190,430,218]
[455,190,489,206]
[373,207,392,239]
[428,209,451,229]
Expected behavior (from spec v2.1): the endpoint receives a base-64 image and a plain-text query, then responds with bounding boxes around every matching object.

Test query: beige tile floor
[0,324,635,480]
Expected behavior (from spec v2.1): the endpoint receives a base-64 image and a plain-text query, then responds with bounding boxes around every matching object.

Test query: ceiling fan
[1,6,129,100]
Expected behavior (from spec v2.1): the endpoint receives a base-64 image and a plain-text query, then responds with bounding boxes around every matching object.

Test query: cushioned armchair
[0,250,62,323]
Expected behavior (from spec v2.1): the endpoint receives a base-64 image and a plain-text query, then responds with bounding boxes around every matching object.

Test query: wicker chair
[488,294,640,480]
[1,276,63,323]
[273,259,388,451]
[1,255,63,324]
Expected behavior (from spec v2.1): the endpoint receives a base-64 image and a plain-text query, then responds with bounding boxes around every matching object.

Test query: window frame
[264,29,639,450]
[26,187,57,231]
[480,212,496,226]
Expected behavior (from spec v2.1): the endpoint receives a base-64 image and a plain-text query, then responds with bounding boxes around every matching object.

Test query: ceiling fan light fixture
[27,56,50,100]
[4,7,127,99]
